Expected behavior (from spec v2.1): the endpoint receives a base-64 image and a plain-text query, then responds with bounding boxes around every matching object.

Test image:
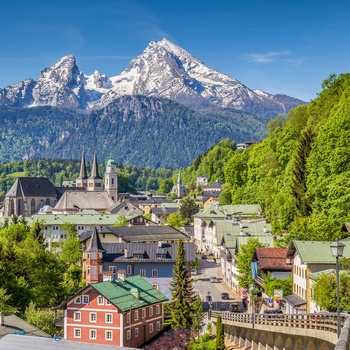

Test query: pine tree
[169,239,192,329]
[215,314,226,350]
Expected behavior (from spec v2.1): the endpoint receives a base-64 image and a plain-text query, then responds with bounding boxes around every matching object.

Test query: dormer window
[156,253,167,259]
[134,254,144,259]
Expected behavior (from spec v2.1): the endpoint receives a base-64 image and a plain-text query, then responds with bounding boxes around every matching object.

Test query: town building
[60,274,168,348]
[81,226,194,299]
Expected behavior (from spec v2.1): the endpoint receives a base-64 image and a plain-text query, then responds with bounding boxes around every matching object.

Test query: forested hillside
[216,74,350,245]
[0,159,174,196]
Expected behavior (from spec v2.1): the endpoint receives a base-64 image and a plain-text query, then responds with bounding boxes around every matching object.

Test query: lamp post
[330,241,345,338]
[249,283,255,329]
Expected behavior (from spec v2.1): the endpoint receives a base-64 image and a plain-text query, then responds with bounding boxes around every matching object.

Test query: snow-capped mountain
[0,39,305,118]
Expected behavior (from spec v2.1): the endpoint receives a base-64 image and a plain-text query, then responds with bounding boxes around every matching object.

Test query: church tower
[105,158,118,202]
[84,227,106,284]
[177,171,182,197]
[76,152,88,189]
[88,152,103,191]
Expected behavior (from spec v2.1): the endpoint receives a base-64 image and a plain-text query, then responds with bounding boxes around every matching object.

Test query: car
[221,292,230,300]
[201,254,207,259]
[191,269,197,276]
[263,309,283,318]
[229,303,241,313]
[209,276,218,283]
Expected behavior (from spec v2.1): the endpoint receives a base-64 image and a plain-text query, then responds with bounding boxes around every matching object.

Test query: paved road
[193,256,242,312]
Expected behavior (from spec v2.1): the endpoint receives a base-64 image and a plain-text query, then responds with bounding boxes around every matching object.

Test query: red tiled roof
[254,247,292,271]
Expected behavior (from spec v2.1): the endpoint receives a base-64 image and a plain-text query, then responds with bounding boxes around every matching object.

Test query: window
[90,329,97,339]
[109,266,117,274]
[156,305,160,314]
[135,327,139,337]
[127,330,131,339]
[90,312,97,322]
[150,323,154,333]
[127,265,132,275]
[75,296,81,304]
[106,299,112,305]
[156,321,161,331]
[156,254,167,259]
[152,269,158,277]
[106,314,113,323]
[74,328,81,338]
[142,309,146,318]
[74,312,81,321]
[149,306,153,316]
[83,295,89,304]
[139,268,146,277]
[98,296,104,305]
[134,310,138,321]
[105,330,112,340]
[134,254,144,259]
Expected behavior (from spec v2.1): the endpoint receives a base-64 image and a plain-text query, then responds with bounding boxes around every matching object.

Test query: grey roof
[80,226,190,243]
[5,177,57,198]
[54,191,115,212]
[151,207,179,215]
[85,227,106,253]
[0,334,138,350]
[283,294,306,307]
[103,241,195,263]
[0,314,51,338]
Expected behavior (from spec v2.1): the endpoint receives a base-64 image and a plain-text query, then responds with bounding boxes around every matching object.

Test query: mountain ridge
[0,38,306,118]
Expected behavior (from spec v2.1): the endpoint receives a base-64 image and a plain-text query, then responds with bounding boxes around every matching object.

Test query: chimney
[118,269,126,281]
[239,222,243,228]
[158,240,163,248]
[130,287,140,299]
[263,226,267,233]
[240,229,244,235]
[124,248,128,258]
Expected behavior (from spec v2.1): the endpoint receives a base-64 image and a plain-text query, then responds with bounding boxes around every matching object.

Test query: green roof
[93,275,168,312]
[219,204,262,215]
[236,236,275,251]
[308,268,349,281]
[287,240,350,264]
[3,213,139,226]
[192,204,226,219]
[214,220,272,246]
[107,159,116,166]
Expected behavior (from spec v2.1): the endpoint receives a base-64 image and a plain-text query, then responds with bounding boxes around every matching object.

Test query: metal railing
[210,310,345,334]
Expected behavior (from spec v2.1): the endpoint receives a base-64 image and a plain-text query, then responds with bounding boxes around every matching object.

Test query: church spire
[78,151,88,180]
[88,152,102,191]
[76,151,88,189]
[90,152,102,179]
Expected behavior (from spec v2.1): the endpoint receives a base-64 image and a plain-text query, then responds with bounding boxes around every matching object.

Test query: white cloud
[245,50,292,63]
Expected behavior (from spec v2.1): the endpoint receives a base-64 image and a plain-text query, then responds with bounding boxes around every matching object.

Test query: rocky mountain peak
[0,39,306,118]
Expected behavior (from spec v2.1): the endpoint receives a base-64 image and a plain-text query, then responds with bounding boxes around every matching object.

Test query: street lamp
[330,241,345,338]
[249,283,255,329]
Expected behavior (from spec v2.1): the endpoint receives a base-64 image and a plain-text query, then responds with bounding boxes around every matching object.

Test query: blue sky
[1,0,349,101]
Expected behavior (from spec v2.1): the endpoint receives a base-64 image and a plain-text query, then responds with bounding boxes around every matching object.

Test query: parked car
[221,292,230,300]
[201,254,207,260]
[191,269,197,276]
[263,309,283,318]
[209,276,218,283]
[229,303,241,313]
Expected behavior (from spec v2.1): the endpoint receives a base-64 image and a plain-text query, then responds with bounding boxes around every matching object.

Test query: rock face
[0,39,306,118]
